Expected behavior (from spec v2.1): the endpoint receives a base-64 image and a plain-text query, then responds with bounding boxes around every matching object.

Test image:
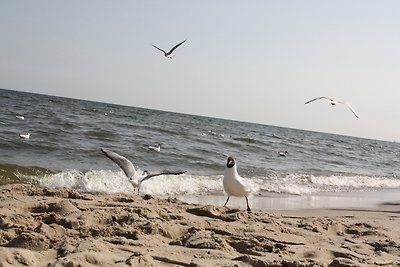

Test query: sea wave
[307,174,400,190]
[0,163,55,185]
[34,169,224,196]
[232,137,259,144]
[2,163,400,196]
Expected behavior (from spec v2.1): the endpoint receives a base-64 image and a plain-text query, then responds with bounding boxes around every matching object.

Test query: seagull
[223,156,252,212]
[152,40,186,58]
[278,151,288,157]
[101,148,185,194]
[148,144,161,153]
[305,97,359,118]
[16,115,25,120]
[19,133,30,139]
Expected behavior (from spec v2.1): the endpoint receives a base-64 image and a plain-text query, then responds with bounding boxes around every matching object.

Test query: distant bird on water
[305,96,359,118]
[152,40,186,58]
[19,133,30,139]
[101,148,185,194]
[223,156,252,212]
[278,151,288,157]
[148,144,161,153]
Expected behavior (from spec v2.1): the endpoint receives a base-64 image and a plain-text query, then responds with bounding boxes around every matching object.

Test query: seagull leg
[223,196,230,207]
[137,182,142,195]
[245,196,251,212]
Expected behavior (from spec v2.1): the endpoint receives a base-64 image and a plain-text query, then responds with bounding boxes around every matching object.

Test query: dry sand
[0,184,399,267]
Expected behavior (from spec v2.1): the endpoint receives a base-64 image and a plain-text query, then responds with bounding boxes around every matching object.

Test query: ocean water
[1,88,400,209]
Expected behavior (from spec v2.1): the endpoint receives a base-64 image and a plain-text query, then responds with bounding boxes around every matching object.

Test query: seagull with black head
[223,156,252,212]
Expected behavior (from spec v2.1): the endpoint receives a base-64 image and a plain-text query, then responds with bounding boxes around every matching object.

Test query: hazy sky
[1,1,400,141]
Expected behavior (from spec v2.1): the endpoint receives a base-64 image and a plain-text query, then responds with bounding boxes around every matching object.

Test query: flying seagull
[101,148,186,194]
[305,97,359,118]
[223,156,252,212]
[152,40,186,58]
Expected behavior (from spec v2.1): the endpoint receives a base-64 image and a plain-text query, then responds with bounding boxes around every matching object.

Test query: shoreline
[1,183,399,266]
[178,188,400,211]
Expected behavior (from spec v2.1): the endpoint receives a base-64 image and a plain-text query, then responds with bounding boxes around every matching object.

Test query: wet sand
[0,184,399,266]
[179,189,400,211]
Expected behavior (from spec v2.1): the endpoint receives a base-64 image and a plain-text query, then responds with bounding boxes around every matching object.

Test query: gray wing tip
[100,148,116,160]
[100,148,114,161]
[163,170,187,175]
[305,96,325,104]
[139,170,187,183]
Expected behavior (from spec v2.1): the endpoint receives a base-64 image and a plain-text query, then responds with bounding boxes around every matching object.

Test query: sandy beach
[0,184,399,266]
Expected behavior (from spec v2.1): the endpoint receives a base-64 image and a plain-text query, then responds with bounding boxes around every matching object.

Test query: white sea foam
[308,174,400,190]
[23,169,400,196]
[139,174,223,195]
[36,170,135,194]
[250,173,400,195]
[34,170,224,195]
[253,174,317,195]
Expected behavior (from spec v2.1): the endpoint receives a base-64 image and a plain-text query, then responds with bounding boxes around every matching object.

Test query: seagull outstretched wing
[101,148,138,178]
[152,45,167,54]
[304,96,333,105]
[167,40,186,55]
[339,101,359,118]
[140,170,186,183]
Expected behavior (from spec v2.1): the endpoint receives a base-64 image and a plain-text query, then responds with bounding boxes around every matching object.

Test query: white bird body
[223,157,251,212]
[278,151,288,157]
[19,133,30,139]
[101,148,185,194]
[148,144,161,152]
[305,96,359,118]
[16,115,25,120]
[152,40,186,58]
[129,179,139,188]
[223,164,250,197]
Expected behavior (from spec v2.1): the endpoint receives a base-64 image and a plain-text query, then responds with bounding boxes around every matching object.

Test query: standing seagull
[223,156,252,212]
[152,40,186,58]
[305,97,359,118]
[101,148,186,194]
